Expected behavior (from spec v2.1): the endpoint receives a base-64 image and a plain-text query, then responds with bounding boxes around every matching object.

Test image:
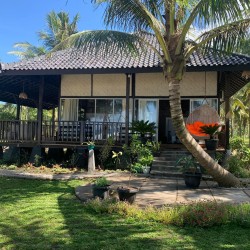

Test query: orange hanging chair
[186,104,221,139]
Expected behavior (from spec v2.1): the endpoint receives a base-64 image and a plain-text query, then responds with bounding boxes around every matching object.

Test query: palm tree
[9,11,80,59]
[8,42,47,60]
[38,11,80,50]
[60,1,250,187]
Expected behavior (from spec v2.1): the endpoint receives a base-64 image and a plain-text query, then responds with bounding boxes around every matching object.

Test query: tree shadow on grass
[1,177,249,249]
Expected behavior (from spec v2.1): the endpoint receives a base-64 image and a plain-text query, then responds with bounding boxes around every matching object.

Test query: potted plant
[86,140,95,150]
[92,177,111,199]
[176,155,202,188]
[199,123,221,150]
[138,154,153,174]
[112,150,139,204]
[131,120,156,143]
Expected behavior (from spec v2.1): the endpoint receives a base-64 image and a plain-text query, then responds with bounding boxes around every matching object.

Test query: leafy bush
[94,177,110,187]
[83,199,250,228]
[226,156,250,178]
[98,137,114,168]
[230,137,245,151]
[131,162,143,173]
[177,201,228,227]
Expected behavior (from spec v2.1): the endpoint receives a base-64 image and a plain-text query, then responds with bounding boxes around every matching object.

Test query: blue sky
[0,0,106,63]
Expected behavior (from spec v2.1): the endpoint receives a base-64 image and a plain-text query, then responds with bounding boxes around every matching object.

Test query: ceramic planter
[184,172,202,188]
[88,145,95,150]
[205,139,218,150]
[142,166,151,174]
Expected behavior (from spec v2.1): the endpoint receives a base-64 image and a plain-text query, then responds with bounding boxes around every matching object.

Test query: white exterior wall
[135,72,217,96]
[61,72,217,97]
[61,75,91,96]
[93,74,126,96]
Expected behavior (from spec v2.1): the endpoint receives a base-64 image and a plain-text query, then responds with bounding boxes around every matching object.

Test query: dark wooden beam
[224,73,230,150]
[125,74,131,145]
[16,102,20,120]
[37,76,44,143]
[132,73,136,121]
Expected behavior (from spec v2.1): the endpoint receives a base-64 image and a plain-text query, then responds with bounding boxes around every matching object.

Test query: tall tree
[9,11,80,59]
[61,0,250,187]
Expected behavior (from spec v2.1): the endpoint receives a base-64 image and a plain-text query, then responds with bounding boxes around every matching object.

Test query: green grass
[0,177,250,249]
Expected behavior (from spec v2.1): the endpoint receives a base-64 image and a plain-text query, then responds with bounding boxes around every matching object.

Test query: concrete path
[1,169,250,207]
[75,175,250,207]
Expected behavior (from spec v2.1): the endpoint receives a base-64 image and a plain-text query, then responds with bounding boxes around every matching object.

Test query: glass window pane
[113,99,125,122]
[78,99,95,122]
[96,99,113,122]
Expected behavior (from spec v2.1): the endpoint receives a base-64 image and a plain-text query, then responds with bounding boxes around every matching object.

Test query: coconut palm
[8,42,47,60]
[59,1,250,187]
[38,11,80,50]
[9,11,80,59]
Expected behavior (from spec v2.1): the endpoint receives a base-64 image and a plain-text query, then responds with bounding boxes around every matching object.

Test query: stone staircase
[150,149,191,178]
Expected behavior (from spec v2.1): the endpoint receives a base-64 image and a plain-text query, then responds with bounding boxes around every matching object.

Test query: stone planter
[117,187,139,204]
[92,185,110,199]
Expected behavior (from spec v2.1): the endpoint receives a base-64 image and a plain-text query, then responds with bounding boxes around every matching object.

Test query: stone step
[154,156,185,161]
[151,165,182,172]
[153,159,176,165]
[150,170,183,178]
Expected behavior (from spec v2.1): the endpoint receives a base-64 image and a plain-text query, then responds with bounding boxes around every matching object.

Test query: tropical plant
[131,120,156,136]
[9,11,80,59]
[200,123,221,139]
[94,177,110,187]
[60,0,250,187]
[176,155,201,174]
[98,137,114,168]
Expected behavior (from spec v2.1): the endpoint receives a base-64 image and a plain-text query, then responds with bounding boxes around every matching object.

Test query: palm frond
[185,18,250,58]
[176,0,250,55]
[192,0,250,29]
[92,0,170,61]
[54,30,145,56]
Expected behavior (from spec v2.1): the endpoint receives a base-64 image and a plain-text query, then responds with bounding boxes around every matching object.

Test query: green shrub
[94,177,110,187]
[83,199,250,228]
[177,201,228,227]
[228,203,250,228]
[230,137,245,151]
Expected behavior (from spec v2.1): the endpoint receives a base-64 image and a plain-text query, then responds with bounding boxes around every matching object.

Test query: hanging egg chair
[186,104,221,139]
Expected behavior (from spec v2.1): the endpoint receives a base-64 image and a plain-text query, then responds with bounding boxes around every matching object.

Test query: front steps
[150,149,191,178]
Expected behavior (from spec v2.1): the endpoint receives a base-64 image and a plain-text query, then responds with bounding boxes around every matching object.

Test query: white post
[88,149,95,173]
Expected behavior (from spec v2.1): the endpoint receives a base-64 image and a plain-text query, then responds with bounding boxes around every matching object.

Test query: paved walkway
[1,169,250,207]
[75,175,250,207]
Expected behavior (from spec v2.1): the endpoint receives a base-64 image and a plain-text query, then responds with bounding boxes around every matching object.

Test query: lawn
[0,177,250,250]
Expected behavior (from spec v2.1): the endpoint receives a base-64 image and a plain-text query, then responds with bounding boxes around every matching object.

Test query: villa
[0,34,249,159]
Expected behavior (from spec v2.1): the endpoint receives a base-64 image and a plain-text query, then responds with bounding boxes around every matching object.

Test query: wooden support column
[225,97,230,150]
[224,72,230,150]
[16,102,21,120]
[131,73,136,121]
[52,108,55,139]
[125,74,131,145]
[37,76,44,144]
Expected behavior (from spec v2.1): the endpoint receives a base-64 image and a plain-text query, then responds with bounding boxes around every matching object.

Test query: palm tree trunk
[168,78,241,187]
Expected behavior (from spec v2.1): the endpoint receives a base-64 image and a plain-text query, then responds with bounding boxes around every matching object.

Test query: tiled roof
[2,33,250,72]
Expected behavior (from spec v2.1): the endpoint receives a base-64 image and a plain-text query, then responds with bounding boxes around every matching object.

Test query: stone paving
[74,174,250,207]
[1,169,250,207]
